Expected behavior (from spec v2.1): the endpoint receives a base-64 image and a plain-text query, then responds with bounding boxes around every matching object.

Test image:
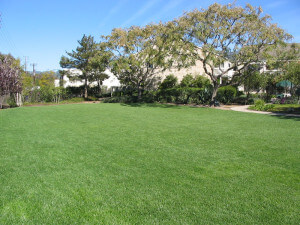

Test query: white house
[54,68,121,89]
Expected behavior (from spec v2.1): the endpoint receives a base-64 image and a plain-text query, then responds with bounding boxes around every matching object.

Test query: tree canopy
[160,3,292,102]
[0,53,22,108]
[60,35,98,98]
[107,24,173,99]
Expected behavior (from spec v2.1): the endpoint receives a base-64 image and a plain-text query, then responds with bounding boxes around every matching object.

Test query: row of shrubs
[105,75,253,105]
[21,86,112,104]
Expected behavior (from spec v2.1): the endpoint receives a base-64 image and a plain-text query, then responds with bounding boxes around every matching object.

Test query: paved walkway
[230,105,300,117]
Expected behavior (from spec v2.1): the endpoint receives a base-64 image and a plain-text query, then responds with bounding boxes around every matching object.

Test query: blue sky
[0,0,299,71]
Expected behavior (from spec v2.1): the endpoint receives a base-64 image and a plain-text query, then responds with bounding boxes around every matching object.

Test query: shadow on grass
[120,103,183,109]
[271,115,300,121]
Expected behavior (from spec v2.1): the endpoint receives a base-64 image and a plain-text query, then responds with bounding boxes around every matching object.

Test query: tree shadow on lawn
[271,115,300,122]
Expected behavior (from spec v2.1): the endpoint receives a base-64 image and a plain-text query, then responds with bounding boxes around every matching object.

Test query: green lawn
[0,103,299,224]
[270,104,300,114]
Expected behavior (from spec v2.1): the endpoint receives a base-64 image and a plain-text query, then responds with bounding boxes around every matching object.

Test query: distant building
[54,68,121,89]
[55,43,299,93]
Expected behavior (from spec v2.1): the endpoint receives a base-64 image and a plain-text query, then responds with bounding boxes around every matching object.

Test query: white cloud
[121,0,162,27]
[265,1,286,9]
[99,0,129,28]
[142,0,184,25]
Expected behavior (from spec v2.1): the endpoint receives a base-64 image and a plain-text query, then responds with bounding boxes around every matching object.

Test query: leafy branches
[164,3,291,102]
[108,24,172,99]
[0,54,22,108]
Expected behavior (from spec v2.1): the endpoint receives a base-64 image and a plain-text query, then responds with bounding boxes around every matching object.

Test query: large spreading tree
[160,3,292,103]
[107,24,173,100]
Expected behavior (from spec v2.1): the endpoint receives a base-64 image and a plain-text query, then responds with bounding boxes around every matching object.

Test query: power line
[24,56,29,73]
[30,63,37,75]
[31,63,37,84]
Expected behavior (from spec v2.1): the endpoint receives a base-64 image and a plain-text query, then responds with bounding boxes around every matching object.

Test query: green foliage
[263,104,275,111]
[233,95,254,105]
[180,74,194,87]
[249,99,275,111]
[296,88,300,97]
[254,99,265,107]
[157,87,178,103]
[60,35,99,98]
[179,74,211,88]
[108,24,175,100]
[66,86,84,97]
[60,97,85,103]
[0,53,23,108]
[84,96,98,101]
[103,96,138,103]
[269,104,300,114]
[157,75,212,104]
[239,64,263,94]
[216,86,237,104]
[39,86,53,102]
[192,75,212,88]
[159,75,178,90]
[158,3,291,102]
[38,71,56,88]
[7,96,17,108]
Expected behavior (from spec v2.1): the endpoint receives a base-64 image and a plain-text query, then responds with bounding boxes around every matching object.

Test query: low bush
[253,99,265,110]
[233,96,254,105]
[84,96,98,101]
[157,75,212,105]
[66,86,84,97]
[158,87,212,105]
[103,96,138,103]
[217,86,237,104]
[100,93,111,98]
[249,99,275,111]
[159,75,178,89]
[7,96,18,108]
[68,97,85,102]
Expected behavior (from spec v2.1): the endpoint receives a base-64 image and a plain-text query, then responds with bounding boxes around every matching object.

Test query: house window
[228,63,231,68]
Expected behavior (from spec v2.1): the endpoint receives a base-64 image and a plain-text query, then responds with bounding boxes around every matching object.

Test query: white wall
[55,69,121,89]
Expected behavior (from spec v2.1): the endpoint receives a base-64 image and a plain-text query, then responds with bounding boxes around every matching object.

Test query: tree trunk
[0,95,3,109]
[84,78,88,98]
[210,83,219,106]
[97,79,101,95]
[60,75,64,87]
[137,85,142,101]
[15,93,22,106]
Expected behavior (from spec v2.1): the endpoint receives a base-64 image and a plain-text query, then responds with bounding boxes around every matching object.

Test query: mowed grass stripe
[0,103,299,224]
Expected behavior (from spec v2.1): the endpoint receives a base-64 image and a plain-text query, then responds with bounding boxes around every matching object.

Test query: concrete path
[230,105,300,117]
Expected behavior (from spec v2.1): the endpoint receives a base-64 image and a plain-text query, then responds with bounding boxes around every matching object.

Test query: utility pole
[24,56,29,73]
[31,63,37,84]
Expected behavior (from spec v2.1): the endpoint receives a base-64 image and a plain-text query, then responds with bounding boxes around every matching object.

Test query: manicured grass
[0,103,299,224]
[269,104,300,114]
[23,97,86,106]
[249,103,300,114]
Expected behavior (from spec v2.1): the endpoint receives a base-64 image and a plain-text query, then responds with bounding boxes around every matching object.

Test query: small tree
[61,35,98,98]
[285,62,300,93]
[0,54,22,108]
[237,64,262,97]
[87,42,112,95]
[108,24,172,100]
